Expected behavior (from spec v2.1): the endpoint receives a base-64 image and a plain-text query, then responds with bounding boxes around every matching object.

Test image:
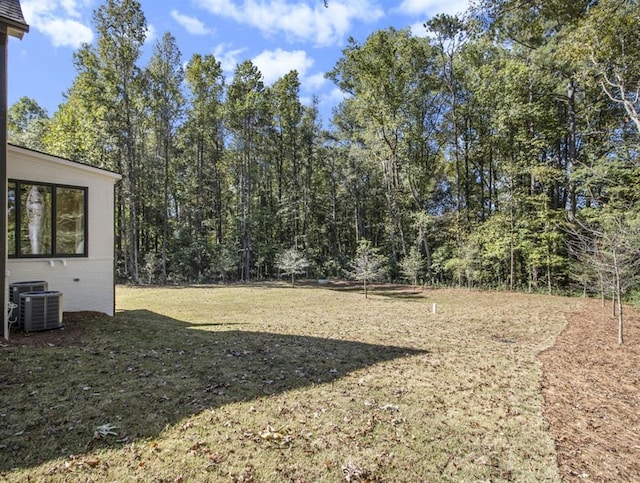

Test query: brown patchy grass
[0,282,627,482]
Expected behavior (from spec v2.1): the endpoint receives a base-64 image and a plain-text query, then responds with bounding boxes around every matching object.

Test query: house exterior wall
[6,145,121,316]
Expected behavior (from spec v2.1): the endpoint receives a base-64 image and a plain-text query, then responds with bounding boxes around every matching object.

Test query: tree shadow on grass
[0,310,425,472]
[309,280,427,300]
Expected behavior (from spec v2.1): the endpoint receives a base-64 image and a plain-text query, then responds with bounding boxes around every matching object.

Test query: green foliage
[563,0,640,135]
[275,248,310,286]
[400,247,425,287]
[209,245,238,283]
[44,88,107,164]
[349,239,387,297]
[226,60,268,282]
[142,251,161,285]
[327,28,443,260]
[471,214,511,288]
[7,96,49,150]
[15,0,640,298]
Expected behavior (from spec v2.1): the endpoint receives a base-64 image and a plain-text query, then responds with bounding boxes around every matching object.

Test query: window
[8,180,87,258]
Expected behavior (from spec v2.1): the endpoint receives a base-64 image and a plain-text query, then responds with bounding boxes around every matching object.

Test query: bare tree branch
[566,213,640,344]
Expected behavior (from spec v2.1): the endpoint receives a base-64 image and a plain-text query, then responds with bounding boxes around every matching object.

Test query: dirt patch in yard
[0,311,100,348]
[540,300,640,482]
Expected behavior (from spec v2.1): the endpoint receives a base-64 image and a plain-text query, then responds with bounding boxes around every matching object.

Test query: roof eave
[8,144,123,182]
[1,20,28,39]
[7,26,27,39]
[0,13,29,39]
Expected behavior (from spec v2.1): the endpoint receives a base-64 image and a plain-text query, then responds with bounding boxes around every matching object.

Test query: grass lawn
[0,283,582,482]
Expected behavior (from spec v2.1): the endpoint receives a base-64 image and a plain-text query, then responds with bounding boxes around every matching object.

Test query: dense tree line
[8,0,640,301]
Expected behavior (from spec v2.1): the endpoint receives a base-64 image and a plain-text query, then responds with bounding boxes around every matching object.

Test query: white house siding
[6,145,121,316]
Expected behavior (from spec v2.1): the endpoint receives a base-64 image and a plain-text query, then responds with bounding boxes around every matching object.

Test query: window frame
[8,179,88,259]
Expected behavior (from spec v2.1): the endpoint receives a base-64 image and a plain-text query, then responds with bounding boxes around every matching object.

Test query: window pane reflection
[56,188,85,254]
[20,184,52,255]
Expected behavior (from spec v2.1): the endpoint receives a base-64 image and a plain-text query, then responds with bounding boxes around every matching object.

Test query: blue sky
[8,0,471,124]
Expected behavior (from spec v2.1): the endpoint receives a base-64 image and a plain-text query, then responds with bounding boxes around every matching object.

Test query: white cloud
[314,86,348,123]
[300,95,314,107]
[396,0,471,17]
[252,48,314,85]
[305,72,327,91]
[37,18,94,48]
[213,43,248,73]
[409,21,429,37]
[171,10,213,35]
[22,0,94,48]
[323,86,347,105]
[145,24,157,45]
[195,0,384,47]
[23,0,90,19]
[59,0,83,17]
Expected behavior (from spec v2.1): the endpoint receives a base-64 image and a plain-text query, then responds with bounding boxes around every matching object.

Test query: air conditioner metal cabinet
[10,281,49,328]
[20,291,63,332]
[10,280,49,305]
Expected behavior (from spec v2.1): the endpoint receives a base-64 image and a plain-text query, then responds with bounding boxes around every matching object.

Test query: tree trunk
[509,201,515,292]
[162,135,169,284]
[566,79,577,221]
[613,250,624,344]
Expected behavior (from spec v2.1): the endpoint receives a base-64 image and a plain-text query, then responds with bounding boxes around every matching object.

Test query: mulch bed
[0,311,97,348]
[540,300,640,482]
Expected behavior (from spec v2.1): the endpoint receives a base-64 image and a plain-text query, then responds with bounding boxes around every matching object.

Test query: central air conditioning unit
[20,291,63,332]
[9,280,49,329]
[10,280,48,305]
